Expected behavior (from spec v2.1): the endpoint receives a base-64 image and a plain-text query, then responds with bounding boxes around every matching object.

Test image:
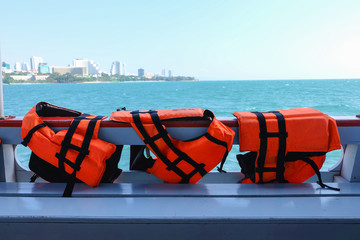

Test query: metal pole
[0,47,4,117]
[0,47,5,181]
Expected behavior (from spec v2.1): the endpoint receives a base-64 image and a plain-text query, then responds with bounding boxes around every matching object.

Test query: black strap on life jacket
[253,111,288,183]
[210,132,230,173]
[55,114,104,197]
[21,123,47,147]
[130,110,229,183]
[285,152,340,191]
[238,151,340,190]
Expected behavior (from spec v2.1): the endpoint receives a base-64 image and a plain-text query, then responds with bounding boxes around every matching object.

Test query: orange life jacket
[110,109,235,183]
[21,102,121,196]
[232,108,341,187]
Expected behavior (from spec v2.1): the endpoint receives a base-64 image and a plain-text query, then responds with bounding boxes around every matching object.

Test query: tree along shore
[2,73,196,84]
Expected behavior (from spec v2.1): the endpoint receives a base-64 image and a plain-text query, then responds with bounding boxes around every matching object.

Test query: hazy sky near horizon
[1,0,360,80]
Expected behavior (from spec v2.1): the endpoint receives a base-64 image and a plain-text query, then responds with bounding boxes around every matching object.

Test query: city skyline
[2,56,174,77]
[1,1,360,80]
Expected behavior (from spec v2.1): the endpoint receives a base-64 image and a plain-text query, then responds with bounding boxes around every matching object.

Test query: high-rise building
[1,62,11,73]
[30,56,44,72]
[122,63,126,75]
[110,61,122,75]
[38,63,50,74]
[14,62,22,72]
[138,68,144,77]
[168,70,172,77]
[21,62,30,72]
[161,68,166,76]
[2,62,10,70]
[73,59,101,75]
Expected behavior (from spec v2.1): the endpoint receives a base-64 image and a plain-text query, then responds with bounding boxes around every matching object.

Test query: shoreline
[4,79,198,85]
[3,78,359,85]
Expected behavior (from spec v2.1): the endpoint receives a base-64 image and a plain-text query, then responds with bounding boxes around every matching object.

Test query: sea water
[5,79,360,171]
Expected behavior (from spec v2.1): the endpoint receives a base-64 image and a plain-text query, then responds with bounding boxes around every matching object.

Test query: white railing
[1,116,360,183]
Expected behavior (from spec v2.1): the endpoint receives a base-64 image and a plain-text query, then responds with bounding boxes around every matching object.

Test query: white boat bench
[0,181,360,240]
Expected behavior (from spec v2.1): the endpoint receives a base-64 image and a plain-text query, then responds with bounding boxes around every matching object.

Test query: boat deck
[1,181,360,240]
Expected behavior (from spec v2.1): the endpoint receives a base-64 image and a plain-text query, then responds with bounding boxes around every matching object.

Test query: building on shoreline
[52,66,88,75]
[22,62,30,72]
[122,63,126,75]
[110,61,122,75]
[30,56,43,73]
[73,59,101,75]
[138,68,144,77]
[38,63,50,74]
[1,62,11,73]
[9,74,50,81]
[14,62,22,72]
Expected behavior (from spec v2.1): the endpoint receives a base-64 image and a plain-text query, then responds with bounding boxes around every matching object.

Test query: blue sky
[1,0,360,80]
